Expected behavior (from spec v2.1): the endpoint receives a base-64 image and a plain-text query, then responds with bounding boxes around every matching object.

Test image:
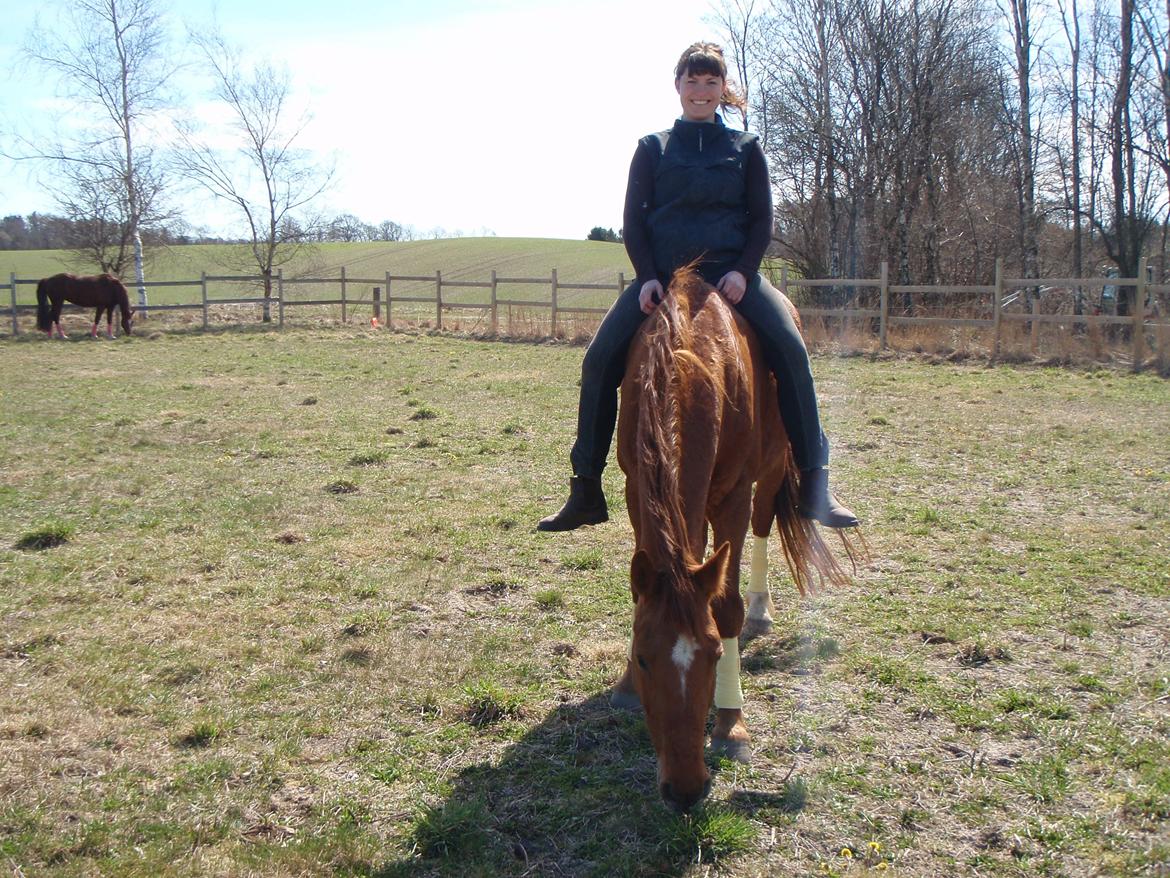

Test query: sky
[0,0,726,241]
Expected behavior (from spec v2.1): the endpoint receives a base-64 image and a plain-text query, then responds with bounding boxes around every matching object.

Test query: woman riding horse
[538,42,857,532]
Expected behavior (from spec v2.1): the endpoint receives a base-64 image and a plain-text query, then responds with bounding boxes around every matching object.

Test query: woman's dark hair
[673,42,747,113]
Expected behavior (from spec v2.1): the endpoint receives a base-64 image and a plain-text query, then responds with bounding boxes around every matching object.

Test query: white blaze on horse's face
[671,634,698,698]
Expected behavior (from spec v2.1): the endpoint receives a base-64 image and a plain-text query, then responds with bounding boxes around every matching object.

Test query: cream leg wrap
[748,536,769,594]
[746,536,775,623]
[714,637,744,709]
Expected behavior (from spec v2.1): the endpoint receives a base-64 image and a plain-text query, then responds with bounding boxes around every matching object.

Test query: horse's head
[122,307,135,336]
[629,541,731,813]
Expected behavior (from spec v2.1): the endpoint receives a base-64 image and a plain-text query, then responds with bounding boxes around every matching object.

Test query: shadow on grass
[374,692,765,878]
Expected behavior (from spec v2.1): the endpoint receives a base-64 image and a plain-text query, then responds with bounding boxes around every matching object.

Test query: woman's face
[676,70,723,123]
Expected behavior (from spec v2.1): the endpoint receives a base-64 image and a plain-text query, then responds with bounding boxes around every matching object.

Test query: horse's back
[617,275,789,518]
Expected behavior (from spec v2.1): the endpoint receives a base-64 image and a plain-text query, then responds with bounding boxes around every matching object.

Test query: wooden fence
[780,257,1169,371]
[5,259,1169,371]
[4,267,628,339]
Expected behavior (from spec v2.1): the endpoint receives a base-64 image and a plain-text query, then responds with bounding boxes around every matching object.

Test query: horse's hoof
[709,736,752,764]
[609,688,642,713]
[740,616,774,641]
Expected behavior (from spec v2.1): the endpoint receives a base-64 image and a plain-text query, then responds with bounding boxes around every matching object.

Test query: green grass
[1,238,634,309]
[13,519,74,550]
[1,328,1168,876]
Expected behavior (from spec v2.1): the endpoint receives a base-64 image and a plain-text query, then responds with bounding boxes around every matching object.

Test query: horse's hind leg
[709,483,753,764]
[92,307,102,339]
[743,473,784,640]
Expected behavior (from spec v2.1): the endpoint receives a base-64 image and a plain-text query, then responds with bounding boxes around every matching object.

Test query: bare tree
[1057,0,1088,291]
[18,0,175,297]
[1096,0,1161,308]
[709,0,762,130]
[1135,0,1170,278]
[174,31,332,320]
[1006,0,1042,286]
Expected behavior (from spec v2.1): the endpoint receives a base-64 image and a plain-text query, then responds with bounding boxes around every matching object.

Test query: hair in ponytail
[673,42,747,114]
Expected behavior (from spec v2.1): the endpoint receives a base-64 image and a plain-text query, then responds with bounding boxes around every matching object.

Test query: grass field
[1,327,1168,877]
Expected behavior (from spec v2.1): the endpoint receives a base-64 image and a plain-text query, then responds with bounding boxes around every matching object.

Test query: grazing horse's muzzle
[660,776,711,814]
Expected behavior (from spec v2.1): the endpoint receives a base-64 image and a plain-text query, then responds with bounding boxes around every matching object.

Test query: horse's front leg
[610,476,643,713]
[709,484,752,763]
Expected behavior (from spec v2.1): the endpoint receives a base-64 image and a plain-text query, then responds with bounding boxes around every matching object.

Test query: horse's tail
[36,279,52,331]
[771,465,863,595]
[637,267,718,577]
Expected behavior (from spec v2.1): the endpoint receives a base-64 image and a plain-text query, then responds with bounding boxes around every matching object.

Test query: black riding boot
[798,467,859,528]
[537,476,609,531]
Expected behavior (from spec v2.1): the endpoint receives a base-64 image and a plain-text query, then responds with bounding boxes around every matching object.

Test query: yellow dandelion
[877,864,889,871]
[840,847,853,858]
[869,841,882,852]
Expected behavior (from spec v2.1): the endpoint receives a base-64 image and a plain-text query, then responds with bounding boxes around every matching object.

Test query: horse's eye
[636,655,649,671]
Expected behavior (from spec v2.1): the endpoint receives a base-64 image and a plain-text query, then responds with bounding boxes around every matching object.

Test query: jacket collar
[670,114,728,151]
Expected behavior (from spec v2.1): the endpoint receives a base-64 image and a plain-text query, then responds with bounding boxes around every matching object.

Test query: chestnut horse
[613,269,851,813]
[36,273,133,339]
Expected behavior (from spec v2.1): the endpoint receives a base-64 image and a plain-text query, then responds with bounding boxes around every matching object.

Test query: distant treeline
[0,212,490,251]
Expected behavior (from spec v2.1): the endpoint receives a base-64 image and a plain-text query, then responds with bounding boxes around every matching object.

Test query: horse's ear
[630,550,657,603]
[693,541,732,603]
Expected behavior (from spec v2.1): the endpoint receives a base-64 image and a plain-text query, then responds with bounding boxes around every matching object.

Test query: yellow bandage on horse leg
[714,637,744,709]
[748,535,769,594]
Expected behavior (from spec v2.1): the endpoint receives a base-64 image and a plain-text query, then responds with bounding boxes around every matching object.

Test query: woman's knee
[581,341,612,386]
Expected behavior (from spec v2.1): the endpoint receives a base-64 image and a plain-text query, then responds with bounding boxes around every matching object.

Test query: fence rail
[5,259,1168,370]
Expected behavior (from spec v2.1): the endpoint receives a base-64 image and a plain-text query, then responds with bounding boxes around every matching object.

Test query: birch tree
[20,0,175,298]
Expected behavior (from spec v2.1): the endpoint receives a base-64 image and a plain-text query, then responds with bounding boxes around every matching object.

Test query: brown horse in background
[613,268,853,813]
[36,273,134,339]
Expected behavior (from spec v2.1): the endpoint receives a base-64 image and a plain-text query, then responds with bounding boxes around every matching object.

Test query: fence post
[1134,256,1148,371]
[1030,291,1040,356]
[879,261,889,350]
[372,286,381,324]
[490,269,498,335]
[551,268,559,337]
[993,258,1004,360]
[10,273,18,336]
[435,270,442,329]
[618,271,625,300]
[201,272,209,330]
[277,269,285,329]
[385,272,392,327]
[1158,317,1168,375]
[340,265,348,324]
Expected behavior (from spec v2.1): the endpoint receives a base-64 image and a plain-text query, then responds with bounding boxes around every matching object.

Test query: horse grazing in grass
[36,273,133,339]
[613,268,854,814]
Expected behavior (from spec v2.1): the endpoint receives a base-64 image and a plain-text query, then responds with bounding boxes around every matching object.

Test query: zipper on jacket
[699,130,703,152]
